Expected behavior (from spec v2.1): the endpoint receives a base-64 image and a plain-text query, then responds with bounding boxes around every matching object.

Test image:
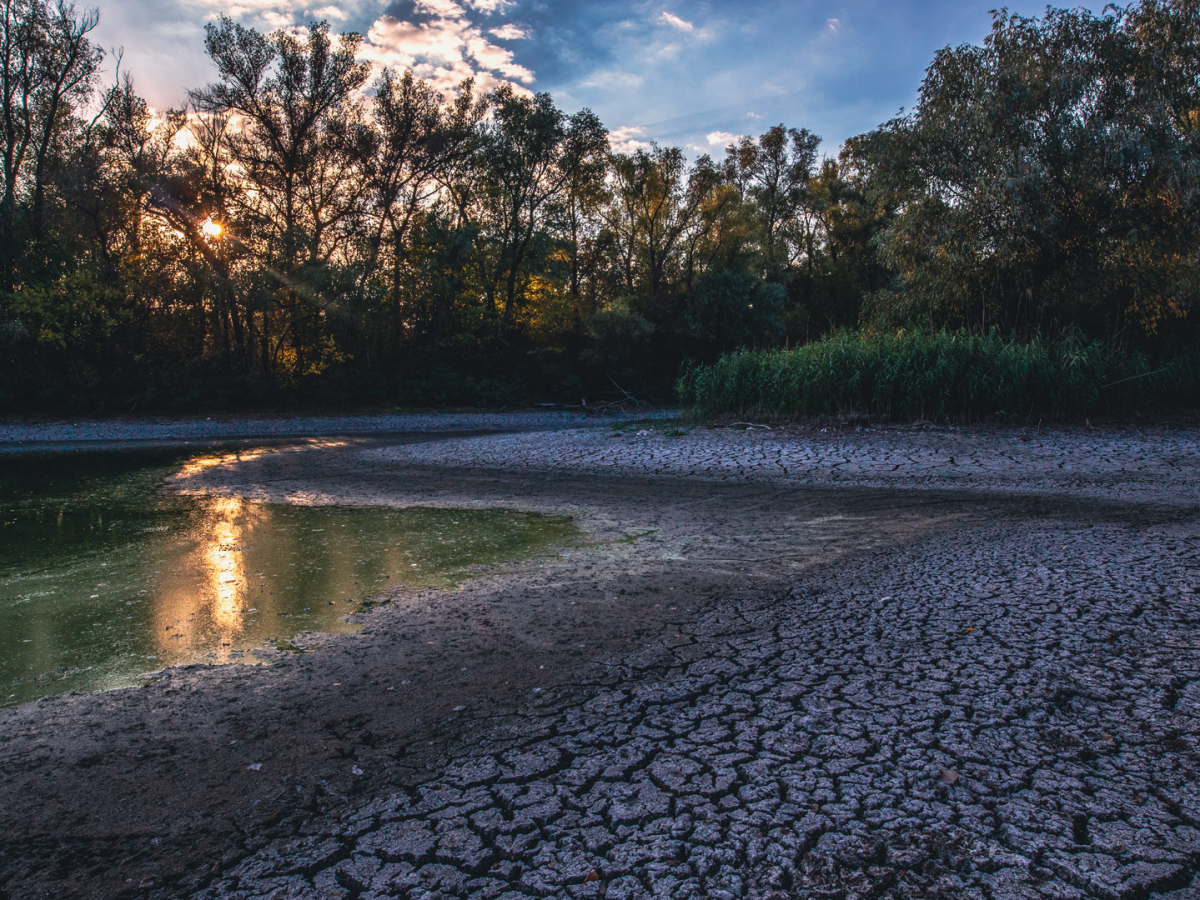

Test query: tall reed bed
[678,331,1200,421]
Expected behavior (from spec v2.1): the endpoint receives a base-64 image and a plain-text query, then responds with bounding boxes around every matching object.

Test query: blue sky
[96,0,1109,155]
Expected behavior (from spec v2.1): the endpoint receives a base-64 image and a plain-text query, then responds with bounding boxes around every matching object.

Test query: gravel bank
[0,410,671,451]
[362,422,1200,506]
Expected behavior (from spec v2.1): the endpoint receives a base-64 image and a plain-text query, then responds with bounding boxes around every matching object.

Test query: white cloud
[308,5,348,20]
[609,125,651,153]
[168,0,535,101]
[259,10,295,29]
[184,0,376,33]
[467,35,534,81]
[414,60,510,93]
[488,23,529,40]
[464,0,513,12]
[581,70,644,90]
[415,0,466,19]
[659,11,694,33]
[706,130,743,146]
[746,111,763,119]
[827,17,839,32]
[360,16,460,69]
[360,8,534,95]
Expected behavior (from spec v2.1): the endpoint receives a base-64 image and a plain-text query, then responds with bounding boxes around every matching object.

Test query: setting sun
[200,217,222,238]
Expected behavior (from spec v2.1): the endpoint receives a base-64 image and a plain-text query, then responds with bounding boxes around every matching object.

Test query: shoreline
[0,409,675,452]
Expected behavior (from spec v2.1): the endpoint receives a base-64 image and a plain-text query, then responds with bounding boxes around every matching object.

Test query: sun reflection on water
[173,447,273,481]
[205,497,261,637]
[170,441,351,490]
[154,495,266,661]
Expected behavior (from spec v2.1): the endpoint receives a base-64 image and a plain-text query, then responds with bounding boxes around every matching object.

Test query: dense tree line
[0,0,1197,410]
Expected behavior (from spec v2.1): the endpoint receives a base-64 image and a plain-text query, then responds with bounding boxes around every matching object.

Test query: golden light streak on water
[204,497,254,639]
[153,495,266,660]
[173,448,273,480]
[170,442,351,491]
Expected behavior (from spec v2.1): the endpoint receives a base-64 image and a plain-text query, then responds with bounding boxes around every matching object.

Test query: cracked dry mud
[213,519,1200,900]
[1,420,1198,900]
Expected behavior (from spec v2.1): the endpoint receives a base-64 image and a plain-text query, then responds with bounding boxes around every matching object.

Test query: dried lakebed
[0,420,1198,900]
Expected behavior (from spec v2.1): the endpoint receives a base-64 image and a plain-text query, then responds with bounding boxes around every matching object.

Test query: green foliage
[679,331,1200,421]
[860,2,1200,338]
[3,2,1200,414]
[579,302,655,392]
[721,126,820,279]
[684,270,785,359]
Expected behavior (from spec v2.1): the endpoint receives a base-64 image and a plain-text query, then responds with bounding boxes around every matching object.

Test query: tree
[472,86,607,329]
[364,69,485,363]
[862,4,1200,339]
[723,125,820,279]
[604,145,720,323]
[0,0,103,276]
[191,17,371,376]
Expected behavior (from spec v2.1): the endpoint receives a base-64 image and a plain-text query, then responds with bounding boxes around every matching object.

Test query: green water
[0,449,576,707]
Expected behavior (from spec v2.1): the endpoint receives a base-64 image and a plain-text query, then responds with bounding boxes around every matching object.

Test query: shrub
[677,330,1200,421]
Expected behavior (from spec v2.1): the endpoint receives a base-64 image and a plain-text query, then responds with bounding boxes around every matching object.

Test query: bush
[684,270,785,360]
[677,330,1200,421]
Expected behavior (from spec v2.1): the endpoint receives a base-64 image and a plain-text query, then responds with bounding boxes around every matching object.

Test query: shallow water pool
[0,448,576,706]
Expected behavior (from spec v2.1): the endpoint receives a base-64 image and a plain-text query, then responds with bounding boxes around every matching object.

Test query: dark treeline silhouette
[1,0,1197,410]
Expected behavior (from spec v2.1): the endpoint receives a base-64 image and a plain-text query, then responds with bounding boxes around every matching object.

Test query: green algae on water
[0,449,576,707]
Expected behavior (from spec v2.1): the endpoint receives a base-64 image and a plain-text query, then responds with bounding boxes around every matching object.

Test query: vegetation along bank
[1,1,1198,414]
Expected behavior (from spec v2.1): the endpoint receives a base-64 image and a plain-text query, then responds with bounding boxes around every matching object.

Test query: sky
[92,0,1110,156]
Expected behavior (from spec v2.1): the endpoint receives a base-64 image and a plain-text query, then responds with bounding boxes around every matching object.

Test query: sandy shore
[0,418,1197,899]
